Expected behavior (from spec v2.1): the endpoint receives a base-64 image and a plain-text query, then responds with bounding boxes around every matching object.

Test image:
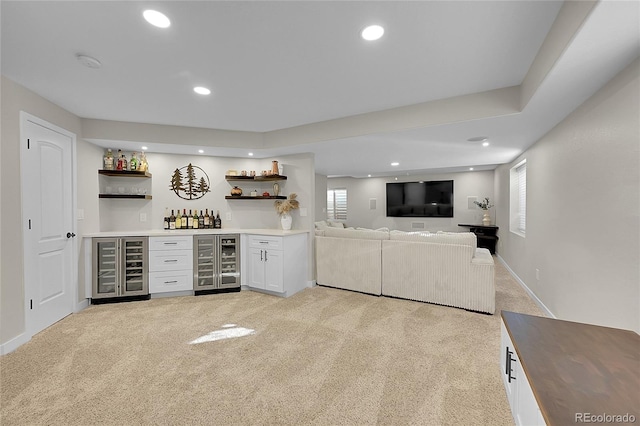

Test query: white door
[21,113,75,336]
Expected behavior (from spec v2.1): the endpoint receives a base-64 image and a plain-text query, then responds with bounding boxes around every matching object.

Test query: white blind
[327,189,347,220]
[516,162,526,233]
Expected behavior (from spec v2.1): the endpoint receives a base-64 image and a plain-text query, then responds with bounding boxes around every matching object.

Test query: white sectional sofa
[315,226,495,314]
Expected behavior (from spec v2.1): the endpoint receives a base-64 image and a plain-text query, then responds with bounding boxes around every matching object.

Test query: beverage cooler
[193,234,240,294]
[92,237,149,302]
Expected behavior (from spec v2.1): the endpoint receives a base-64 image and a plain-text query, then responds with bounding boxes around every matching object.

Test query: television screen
[386,180,454,217]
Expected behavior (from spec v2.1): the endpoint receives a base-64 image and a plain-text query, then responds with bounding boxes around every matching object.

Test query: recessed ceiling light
[198,149,204,154]
[391,162,399,166]
[76,54,101,69]
[141,146,148,151]
[467,136,488,142]
[469,167,474,171]
[367,174,372,178]
[194,86,211,95]
[394,177,398,181]
[248,152,254,156]
[482,141,490,147]
[143,10,170,28]
[361,25,384,41]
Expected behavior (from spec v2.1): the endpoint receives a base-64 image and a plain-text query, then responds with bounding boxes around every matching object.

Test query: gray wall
[495,58,639,333]
[1,76,98,347]
[98,152,314,233]
[326,171,494,232]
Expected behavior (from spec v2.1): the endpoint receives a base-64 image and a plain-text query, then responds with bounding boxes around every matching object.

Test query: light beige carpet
[0,259,543,425]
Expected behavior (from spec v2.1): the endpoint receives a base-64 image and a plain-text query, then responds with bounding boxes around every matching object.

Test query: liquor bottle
[163,208,169,230]
[130,152,139,171]
[103,149,114,170]
[139,151,148,172]
[116,149,124,170]
[175,209,182,229]
[199,210,205,229]
[121,152,128,171]
[214,210,222,229]
[169,210,176,230]
[187,209,193,229]
[182,209,188,229]
[204,209,210,228]
[193,210,199,229]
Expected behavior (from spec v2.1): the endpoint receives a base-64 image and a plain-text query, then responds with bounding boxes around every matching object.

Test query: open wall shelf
[225,195,286,200]
[99,170,152,178]
[225,175,286,182]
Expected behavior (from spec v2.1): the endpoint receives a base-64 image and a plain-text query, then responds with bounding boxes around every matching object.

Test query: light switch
[299,207,308,217]
[77,209,84,220]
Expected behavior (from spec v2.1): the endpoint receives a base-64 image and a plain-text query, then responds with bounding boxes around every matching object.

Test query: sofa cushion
[323,227,389,240]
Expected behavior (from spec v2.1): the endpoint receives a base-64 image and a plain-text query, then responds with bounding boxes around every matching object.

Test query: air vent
[411,222,425,229]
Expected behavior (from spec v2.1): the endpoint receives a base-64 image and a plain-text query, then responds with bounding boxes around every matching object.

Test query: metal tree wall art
[170,163,211,200]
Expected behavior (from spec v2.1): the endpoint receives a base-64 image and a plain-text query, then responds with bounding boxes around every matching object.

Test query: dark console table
[458,224,498,254]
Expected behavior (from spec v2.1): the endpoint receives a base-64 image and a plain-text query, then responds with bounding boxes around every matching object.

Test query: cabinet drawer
[149,271,193,293]
[149,251,193,271]
[248,235,282,249]
[149,236,192,251]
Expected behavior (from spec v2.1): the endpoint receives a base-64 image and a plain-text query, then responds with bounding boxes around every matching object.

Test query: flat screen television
[386,180,454,217]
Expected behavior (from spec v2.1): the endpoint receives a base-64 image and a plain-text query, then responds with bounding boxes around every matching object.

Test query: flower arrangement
[474,197,494,210]
[274,193,300,215]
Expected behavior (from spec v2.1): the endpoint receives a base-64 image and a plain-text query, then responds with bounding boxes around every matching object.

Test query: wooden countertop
[501,311,639,425]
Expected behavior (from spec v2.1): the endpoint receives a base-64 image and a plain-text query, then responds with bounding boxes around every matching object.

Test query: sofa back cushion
[323,227,389,240]
[389,230,477,247]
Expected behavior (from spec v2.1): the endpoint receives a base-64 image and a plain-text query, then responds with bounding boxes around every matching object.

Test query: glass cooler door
[218,235,240,289]
[122,238,148,296]
[195,236,216,290]
[93,238,118,298]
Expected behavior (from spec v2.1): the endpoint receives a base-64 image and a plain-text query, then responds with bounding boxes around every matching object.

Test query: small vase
[231,186,243,196]
[273,182,280,196]
[482,210,491,226]
[271,160,279,175]
[280,213,292,230]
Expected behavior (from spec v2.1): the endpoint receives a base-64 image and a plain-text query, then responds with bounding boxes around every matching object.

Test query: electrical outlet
[299,207,308,217]
[226,212,232,221]
[139,213,147,222]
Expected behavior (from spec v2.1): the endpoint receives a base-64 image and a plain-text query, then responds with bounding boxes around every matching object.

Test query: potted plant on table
[274,193,300,230]
[474,197,494,226]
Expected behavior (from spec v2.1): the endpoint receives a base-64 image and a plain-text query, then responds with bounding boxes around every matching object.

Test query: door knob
[66,232,76,238]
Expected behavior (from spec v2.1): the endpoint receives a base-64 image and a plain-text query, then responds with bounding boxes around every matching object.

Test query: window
[510,160,526,236]
[327,188,347,221]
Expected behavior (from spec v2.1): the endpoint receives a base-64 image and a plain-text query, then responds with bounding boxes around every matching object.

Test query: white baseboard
[75,298,90,313]
[0,332,30,356]
[496,255,555,318]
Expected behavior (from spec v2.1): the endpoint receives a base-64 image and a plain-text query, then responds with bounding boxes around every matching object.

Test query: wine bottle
[199,210,205,229]
[176,209,182,229]
[193,210,199,229]
[130,152,138,171]
[214,210,222,229]
[182,209,188,229]
[163,208,169,230]
[204,209,210,228]
[169,210,176,230]
[187,209,194,229]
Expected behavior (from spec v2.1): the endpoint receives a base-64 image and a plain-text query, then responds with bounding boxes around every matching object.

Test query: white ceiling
[2,1,639,177]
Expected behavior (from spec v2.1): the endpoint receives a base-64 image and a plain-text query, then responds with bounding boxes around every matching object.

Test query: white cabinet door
[264,249,284,293]
[249,247,266,289]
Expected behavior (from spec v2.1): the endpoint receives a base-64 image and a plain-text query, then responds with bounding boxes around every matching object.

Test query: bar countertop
[501,311,639,425]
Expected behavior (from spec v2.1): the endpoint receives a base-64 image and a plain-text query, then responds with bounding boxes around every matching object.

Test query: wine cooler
[92,237,149,301]
[193,234,241,294]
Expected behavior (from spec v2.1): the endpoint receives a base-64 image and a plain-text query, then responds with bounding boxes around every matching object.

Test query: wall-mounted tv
[386,180,454,217]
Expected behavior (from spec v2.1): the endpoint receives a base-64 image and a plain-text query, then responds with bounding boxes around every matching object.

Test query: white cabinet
[148,236,193,295]
[246,233,307,296]
[500,319,546,426]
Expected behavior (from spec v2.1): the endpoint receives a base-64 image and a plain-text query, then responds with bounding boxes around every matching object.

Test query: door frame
[19,111,78,339]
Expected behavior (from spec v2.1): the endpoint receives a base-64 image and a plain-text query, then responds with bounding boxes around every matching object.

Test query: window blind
[516,162,526,233]
[327,189,347,220]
